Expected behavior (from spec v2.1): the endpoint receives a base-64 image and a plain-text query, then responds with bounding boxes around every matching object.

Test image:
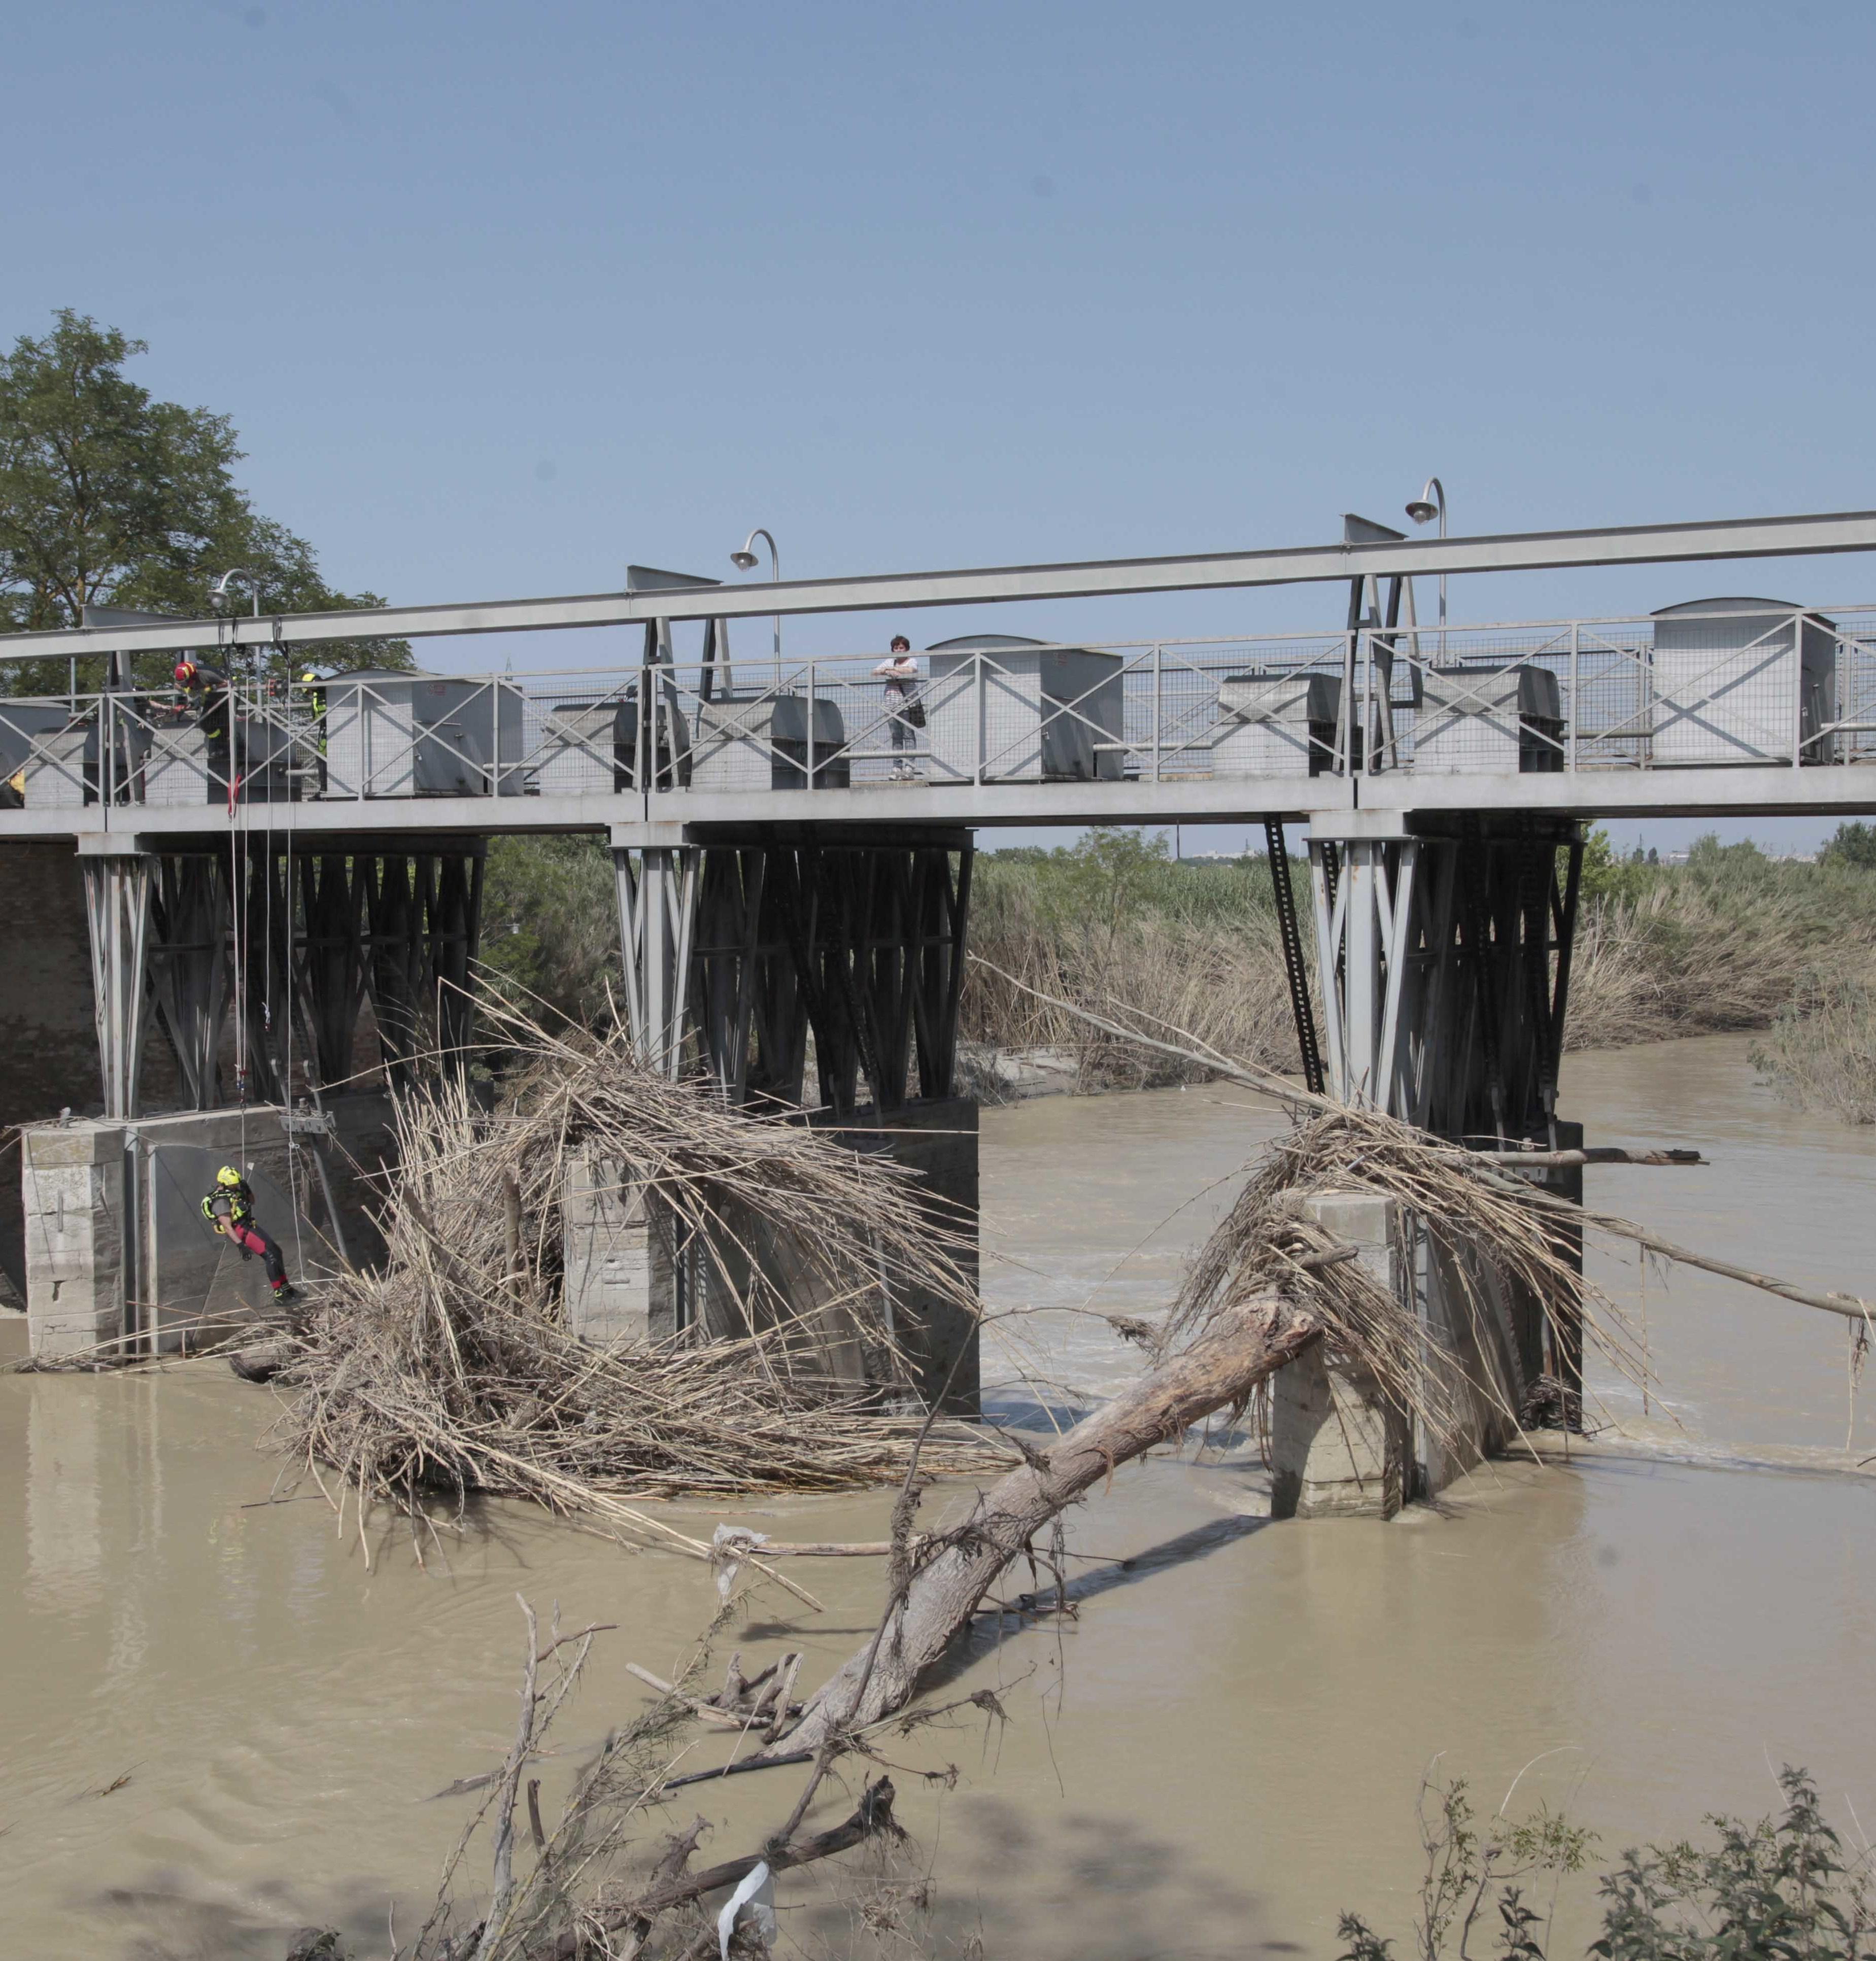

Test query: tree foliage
[0,310,410,692]
[479,834,622,1031]
[1820,822,1876,872]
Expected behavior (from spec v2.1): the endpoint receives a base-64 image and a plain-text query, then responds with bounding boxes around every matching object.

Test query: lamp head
[1405,499,1439,525]
[729,550,760,570]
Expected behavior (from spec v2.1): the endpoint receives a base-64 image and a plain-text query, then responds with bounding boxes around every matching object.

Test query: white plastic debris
[717,1858,777,1960]
[710,1523,770,1603]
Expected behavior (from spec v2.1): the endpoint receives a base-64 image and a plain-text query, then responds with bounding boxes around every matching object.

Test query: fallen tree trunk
[765,1293,1322,1761]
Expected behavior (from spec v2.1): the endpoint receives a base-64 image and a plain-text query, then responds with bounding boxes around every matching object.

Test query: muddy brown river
[4,1034,1873,1958]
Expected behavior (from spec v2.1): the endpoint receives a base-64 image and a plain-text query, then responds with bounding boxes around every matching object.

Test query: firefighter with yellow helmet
[201,1165,297,1302]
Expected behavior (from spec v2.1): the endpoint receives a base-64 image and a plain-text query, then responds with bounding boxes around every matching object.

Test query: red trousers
[226,1220,287,1289]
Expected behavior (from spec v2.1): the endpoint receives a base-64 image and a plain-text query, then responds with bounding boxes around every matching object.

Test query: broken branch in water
[1480,1147,1707,1167]
[535,1776,904,1961]
[748,1291,1326,1763]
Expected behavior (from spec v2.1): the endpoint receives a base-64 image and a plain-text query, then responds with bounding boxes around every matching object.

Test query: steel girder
[80,847,153,1119]
[1309,817,1584,1143]
[621,838,973,1116]
[9,508,1876,661]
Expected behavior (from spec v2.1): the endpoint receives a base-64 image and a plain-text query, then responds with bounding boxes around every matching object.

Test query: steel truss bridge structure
[5,505,1876,1178]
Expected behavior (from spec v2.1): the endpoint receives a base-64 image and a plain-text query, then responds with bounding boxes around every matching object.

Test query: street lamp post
[212,567,264,618]
[730,528,781,669]
[1404,478,1447,663]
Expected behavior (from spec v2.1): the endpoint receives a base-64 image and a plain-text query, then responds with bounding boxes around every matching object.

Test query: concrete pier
[1270,1180,1553,1519]
[561,1096,981,1414]
[21,1097,394,1359]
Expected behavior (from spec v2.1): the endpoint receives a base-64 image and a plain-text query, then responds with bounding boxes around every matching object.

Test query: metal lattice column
[78,839,154,1118]
[613,841,701,1078]
[1308,814,1585,1142]
[1308,830,1419,1112]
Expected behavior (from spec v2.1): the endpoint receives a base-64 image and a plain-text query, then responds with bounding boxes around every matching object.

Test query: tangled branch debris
[268,1005,1015,1535]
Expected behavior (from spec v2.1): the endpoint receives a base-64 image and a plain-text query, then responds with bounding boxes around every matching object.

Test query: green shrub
[1339,1768,1870,1961]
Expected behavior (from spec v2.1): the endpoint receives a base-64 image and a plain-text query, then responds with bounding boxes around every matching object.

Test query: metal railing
[8,603,1876,813]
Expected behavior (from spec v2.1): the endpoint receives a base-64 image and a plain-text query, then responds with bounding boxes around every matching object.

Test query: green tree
[0,310,409,692]
[1820,822,1876,871]
[479,835,622,1031]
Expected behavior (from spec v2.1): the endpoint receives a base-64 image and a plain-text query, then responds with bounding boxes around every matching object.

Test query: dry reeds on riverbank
[963,832,1876,1084]
[1751,971,1876,1125]
[274,1005,1013,1532]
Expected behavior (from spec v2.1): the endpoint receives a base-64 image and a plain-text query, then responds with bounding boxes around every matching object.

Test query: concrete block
[23,1121,127,1358]
[1270,1189,1407,1520]
[561,1148,676,1347]
[20,1100,387,1360]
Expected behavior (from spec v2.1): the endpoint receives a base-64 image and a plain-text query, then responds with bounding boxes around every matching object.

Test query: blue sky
[9,0,1876,849]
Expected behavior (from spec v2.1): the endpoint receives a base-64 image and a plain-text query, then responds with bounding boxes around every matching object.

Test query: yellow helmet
[216,1165,243,1187]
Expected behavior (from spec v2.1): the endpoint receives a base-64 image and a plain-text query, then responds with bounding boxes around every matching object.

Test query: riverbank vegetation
[1751,975,1876,1125]
[1337,1765,1871,1961]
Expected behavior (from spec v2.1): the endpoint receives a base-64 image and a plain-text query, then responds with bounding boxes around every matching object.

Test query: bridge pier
[77,838,154,1120]
[1278,810,1589,1510]
[603,824,980,1409]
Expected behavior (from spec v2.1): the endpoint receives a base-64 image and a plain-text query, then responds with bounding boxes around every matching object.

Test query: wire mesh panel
[323,675,416,798]
[925,644,1124,782]
[25,728,90,806]
[1413,665,1563,775]
[1211,671,1341,776]
[1829,614,1876,762]
[535,702,621,796]
[142,723,217,806]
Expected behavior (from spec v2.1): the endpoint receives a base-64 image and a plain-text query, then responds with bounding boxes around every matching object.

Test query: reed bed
[275,1004,1014,1526]
[1751,970,1876,1125]
[963,903,1300,1085]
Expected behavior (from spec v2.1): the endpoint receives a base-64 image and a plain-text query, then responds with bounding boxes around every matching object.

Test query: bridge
[4,505,1873,1471]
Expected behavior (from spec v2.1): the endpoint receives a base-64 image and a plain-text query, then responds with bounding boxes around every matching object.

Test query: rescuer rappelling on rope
[202,1166,298,1303]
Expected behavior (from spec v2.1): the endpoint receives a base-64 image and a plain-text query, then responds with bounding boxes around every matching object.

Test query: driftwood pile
[265,1008,1014,1536]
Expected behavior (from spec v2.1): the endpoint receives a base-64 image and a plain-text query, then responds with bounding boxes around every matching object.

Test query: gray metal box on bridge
[923,636,1125,783]
[1414,664,1564,775]
[1212,671,1341,776]
[1650,597,1837,766]
[23,720,153,806]
[690,693,850,792]
[322,670,530,798]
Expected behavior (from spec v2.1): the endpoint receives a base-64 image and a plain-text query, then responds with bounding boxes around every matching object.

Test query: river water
[4,1034,1873,1959]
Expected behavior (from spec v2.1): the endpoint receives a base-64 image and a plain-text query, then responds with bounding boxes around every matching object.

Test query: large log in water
[771,1295,1322,1759]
